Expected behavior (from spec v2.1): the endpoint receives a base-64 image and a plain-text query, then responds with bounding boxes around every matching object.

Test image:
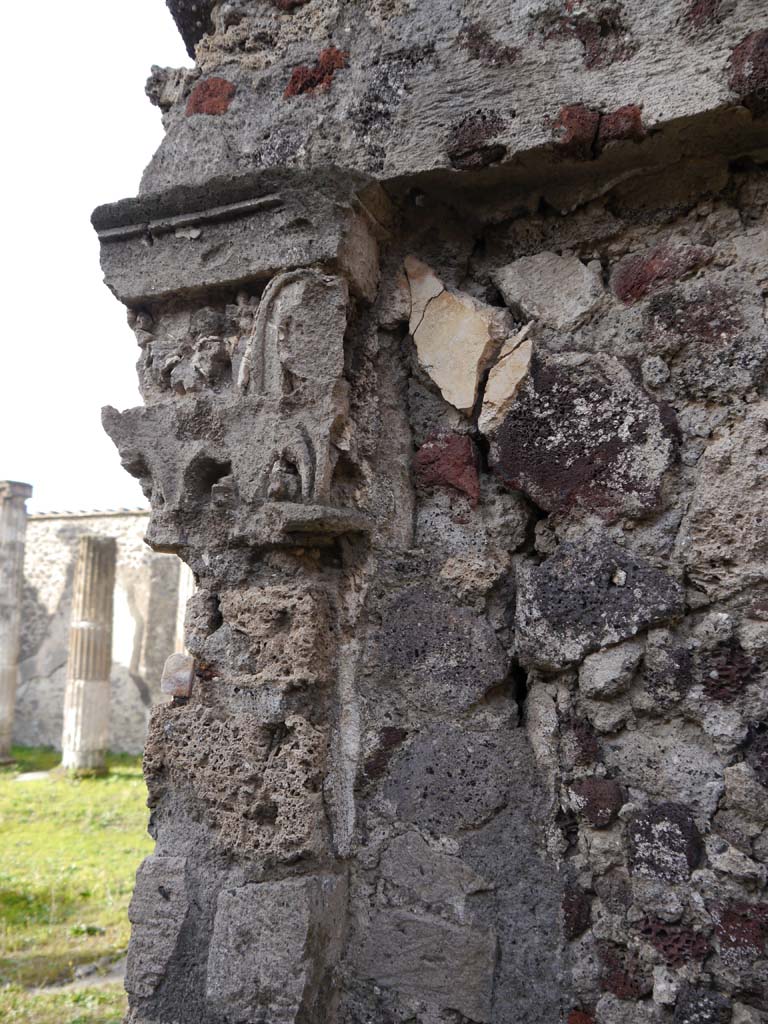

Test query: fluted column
[174,560,196,655]
[61,535,117,773]
[0,481,33,762]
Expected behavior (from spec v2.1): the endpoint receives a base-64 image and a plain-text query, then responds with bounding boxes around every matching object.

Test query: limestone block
[126,856,189,998]
[676,402,768,602]
[206,875,346,1023]
[579,640,644,700]
[515,539,683,671]
[489,352,677,519]
[93,169,387,304]
[492,253,604,330]
[723,763,768,825]
[604,724,724,817]
[356,909,497,1022]
[580,693,633,734]
[405,257,508,414]
[478,325,533,435]
[160,653,195,697]
[705,835,767,887]
[379,832,490,919]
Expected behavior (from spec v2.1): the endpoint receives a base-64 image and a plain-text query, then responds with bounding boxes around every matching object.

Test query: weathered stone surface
[570,777,624,829]
[729,29,768,115]
[160,652,195,698]
[711,900,768,969]
[628,803,703,883]
[217,583,334,686]
[641,281,768,402]
[93,170,386,304]
[579,640,644,700]
[489,353,677,520]
[356,909,497,1022]
[516,539,683,670]
[493,253,604,330]
[144,706,328,859]
[379,831,490,917]
[384,724,510,835]
[96,4,768,1020]
[405,257,508,414]
[676,403,768,601]
[366,585,508,715]
[673,984,732,1024]
[478,325,533,435]
[126,856,189,998]
[605,726,724,817]
[206,875,346,1023]
[610,244,712,305]
[413,431,480,506]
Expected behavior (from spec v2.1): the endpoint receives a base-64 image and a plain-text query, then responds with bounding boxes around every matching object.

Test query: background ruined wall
[18,511,181,753]
[93,2,768,1022]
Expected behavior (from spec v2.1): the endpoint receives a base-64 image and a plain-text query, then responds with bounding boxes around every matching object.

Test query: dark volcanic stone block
[489,353,676,521]
[516,538,684,670]
[628,802,703,883]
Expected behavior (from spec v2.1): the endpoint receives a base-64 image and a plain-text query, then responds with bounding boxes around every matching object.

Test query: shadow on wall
[14,511,184,754]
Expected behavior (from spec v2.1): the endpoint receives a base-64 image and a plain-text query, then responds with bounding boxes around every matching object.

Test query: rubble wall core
[93,3,768,1022]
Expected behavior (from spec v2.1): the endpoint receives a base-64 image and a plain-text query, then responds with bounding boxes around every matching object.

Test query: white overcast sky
[2,1,191,513]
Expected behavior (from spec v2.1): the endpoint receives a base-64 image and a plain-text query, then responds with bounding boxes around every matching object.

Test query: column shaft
[0,481,33,761]
[61,535,117,772]
[174,560,196,655]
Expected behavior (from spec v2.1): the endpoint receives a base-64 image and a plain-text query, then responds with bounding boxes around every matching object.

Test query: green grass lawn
[0,982,126,1024]
[0,746,154,1023]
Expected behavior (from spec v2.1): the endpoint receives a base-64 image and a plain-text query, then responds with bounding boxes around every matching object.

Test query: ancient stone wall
[95,3,767,1022]
[18,511,181,754]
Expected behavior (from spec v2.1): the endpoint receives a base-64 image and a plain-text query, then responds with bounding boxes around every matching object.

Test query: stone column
[0,481,33,762]
[174,560,196,655]
[61,535,117,773]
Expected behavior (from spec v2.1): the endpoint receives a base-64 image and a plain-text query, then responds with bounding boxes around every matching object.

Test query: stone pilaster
[61,535,117,773]
[0,481,32,761]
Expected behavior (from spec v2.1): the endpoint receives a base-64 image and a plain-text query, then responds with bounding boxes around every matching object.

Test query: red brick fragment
[413,433,481,506]
[610,245,712,305]
[568,1013,594,1024]
[284,46,347,98]
[729,30,768,116]
[639,918,710,967]
[553,104,600,160]
[597,104,645,147]
[185,77,237,116]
